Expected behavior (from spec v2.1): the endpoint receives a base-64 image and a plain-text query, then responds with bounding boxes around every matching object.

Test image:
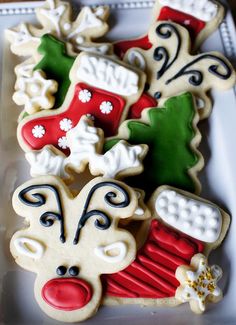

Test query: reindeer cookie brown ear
[11,175,138,322]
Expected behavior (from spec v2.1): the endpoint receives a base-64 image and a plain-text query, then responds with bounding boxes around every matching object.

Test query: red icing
[158,7,206,41]
[42,278,92,311]
[20,83,126,153]
[114,7,206,59]
[114,35,152,59]
[103,219,204,298]
[128,92,157,119]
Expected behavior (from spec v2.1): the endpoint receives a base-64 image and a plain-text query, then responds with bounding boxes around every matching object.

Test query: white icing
[16,63,35,78]
[155,189,222,243]
[25,148,68,178]
[100,101,113,114]
[39,0,66,37]
[7,23,39,47]
[94,241,127,263]
[67,7,103,39]
[78,89,92,103]
[32,125,46,138]
[135,207,145,216]
[14,237,44,259]
[77,54,139,97]
[76,44,110,55]
[127,50,146,71]
[58,136,68,149]
[179,256,222,311]
[27,117,146,180]
[59,118,73,132]
[13,70,58,114]
[90,140,144,178]
[159,0,218,22]
[64,22,71,31]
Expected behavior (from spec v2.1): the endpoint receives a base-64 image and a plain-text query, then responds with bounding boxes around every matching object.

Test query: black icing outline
[18,184,65,243]
[73,181,130,245]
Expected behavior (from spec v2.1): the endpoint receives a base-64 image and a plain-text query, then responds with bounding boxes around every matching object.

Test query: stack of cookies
[6,0,235,322]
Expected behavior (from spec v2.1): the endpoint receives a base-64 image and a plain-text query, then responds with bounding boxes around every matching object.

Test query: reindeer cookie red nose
[42,278,92,311]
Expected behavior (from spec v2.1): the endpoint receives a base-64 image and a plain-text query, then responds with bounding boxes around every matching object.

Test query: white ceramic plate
[0,1,236,324]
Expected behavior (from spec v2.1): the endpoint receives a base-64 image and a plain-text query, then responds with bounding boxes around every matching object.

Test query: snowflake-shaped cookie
[13,70,58,114]
[100,101,113,114]
[175,253,223,314]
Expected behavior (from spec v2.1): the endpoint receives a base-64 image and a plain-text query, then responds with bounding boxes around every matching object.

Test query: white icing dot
[158,198,168,208]
[159,208,168,216]
[58,136,68,149]
[209,218,219,227]
[195,215,205,225]
[64,23,71,31]
[76,36,84,44]
[183,221,192,229]
[191,204,199,213]
[59,118,73,132]
[168,204,178,214]
[78,89,92,103]
[168,214,178,223]
[100,101,113,114]
[167,191,176,199]
[179,198,187,206]
[180,209,190,219]
[204,206,213,216]
[206,229,217,238]
[32,125,45,138]
[195,227,204,236]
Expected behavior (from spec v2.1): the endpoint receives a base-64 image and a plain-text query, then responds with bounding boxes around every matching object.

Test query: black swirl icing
[18,184,65,243]
[154,23,181,80]
[73,182,130,245]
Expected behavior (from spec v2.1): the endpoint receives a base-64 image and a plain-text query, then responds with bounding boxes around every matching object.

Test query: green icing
[34,34,75,108]
[105,93,199,197]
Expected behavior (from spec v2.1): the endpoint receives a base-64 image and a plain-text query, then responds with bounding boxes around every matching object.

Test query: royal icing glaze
[159,0,218,22]
[76,54,139,97]
[25,117,147,181]
[155,189,222,243]
[105,93,202,197]
[14,237,44,259]
[13,70,58,114]
[94,242,127,264]
[175,254,222,313]
[104,219,204,299]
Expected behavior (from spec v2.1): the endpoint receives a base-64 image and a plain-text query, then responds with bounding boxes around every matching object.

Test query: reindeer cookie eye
[56,266,67,276]
[69,266,79,276]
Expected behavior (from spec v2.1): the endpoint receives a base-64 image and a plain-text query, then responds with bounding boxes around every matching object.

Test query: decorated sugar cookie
[17,51,146,153]
[11,176,139,322]
[175,254,223,314]
[124,21,236,119]
[105,92,204,197]
[6,0,111,57]
[25,115,148,183]
[114,0,225,58]
[103,186,229,310]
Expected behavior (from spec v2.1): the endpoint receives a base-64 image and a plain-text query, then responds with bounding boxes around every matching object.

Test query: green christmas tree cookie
[105,92,203,198]
[34,34,75,108]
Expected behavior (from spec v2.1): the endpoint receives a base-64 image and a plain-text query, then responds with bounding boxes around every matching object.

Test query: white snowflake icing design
[58,136,68,149]
[59,118,73,132]
[7,23,39,47]
[78,89,92,103]
[13,70,58,114]
[32,125,46,138]
[100,101,113,114]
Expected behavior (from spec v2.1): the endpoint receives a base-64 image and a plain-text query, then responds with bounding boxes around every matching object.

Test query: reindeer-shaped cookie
[124,21,236,119]
[11,176,139,322]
